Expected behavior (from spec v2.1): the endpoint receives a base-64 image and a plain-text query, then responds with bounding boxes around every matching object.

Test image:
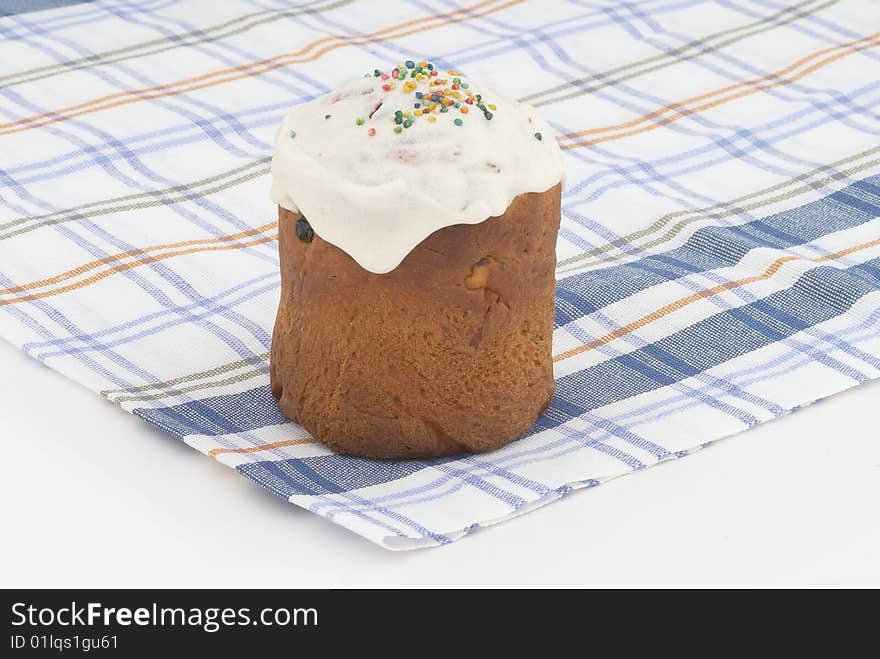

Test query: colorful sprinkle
[534,132,542,141]
[363,60,499,135]
[289,130,296,138]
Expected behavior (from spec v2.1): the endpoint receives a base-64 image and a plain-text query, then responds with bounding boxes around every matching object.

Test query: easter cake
[269,60,563,458]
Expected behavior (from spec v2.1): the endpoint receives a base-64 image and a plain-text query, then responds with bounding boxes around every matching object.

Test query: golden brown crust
[270,184,561,458]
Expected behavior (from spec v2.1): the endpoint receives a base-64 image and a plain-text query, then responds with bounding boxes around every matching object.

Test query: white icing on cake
[270,64,564,273]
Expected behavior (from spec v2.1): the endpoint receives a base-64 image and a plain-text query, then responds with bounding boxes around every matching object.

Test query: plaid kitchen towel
[1,0,879,550]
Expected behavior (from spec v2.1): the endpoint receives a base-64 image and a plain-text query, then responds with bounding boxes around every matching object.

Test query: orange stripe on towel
[553,237,880,363]
[0,226,278,307]
[209,438,318,458]
[558,32,880,149]
[0,0,524,137]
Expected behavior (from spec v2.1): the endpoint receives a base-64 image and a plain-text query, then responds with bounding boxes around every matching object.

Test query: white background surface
[0,337,878,588]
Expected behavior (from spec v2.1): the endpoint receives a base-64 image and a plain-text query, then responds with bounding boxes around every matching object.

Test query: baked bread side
[270,183,561,458]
